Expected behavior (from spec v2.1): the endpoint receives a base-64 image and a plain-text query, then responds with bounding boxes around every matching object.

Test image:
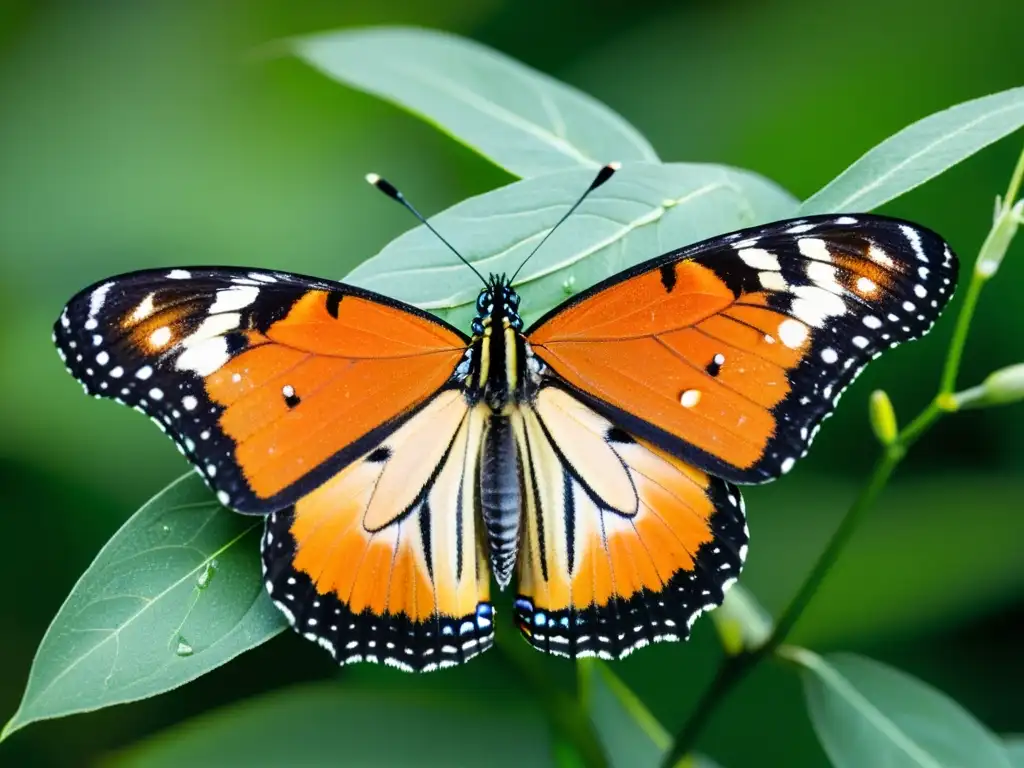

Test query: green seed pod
[869,390,898,446]
[982,363,1024,405]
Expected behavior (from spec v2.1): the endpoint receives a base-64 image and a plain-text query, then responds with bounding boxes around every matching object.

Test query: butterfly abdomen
[480,414,521,588]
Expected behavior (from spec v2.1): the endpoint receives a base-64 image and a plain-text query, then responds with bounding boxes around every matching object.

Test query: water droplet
[562,275,577,295]
[680,389,701,408]
[175,637,194,657]
[661,198,678,208]
[197,559,218,590]
[161,524,171,533]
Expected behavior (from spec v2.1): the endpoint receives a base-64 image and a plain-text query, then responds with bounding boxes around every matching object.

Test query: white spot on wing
[210,285,259,313]
[168,269,192,279]
[790,285,846,327]
[797,238,832,263]
[150,326,172,348]
[176,337,230,377]
[759,271,788,291]
[738,248,780,270]
[856,277,877,295]
[679,389,701,408]
[785,223,815,234]
[778,318,808,349]
[87,282,114,324]
[900,225,928,262]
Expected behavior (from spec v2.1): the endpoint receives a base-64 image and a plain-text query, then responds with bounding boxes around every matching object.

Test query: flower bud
[869,390,898,446]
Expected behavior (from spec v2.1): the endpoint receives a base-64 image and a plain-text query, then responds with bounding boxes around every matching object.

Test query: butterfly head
[470,275,522,336]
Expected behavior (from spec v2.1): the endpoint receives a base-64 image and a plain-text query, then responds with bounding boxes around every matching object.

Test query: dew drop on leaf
[197,559,218,590]
[175,637,194,657]
[562,275,576,295]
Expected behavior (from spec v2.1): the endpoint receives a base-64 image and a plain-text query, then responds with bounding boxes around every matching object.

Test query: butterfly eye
[476,292,491,314]
[508,292,521,310]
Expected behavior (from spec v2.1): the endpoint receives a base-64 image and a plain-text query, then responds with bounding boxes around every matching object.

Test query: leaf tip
[0,712,22,744]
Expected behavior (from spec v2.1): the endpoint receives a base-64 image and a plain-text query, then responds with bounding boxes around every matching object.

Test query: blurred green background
[1,0,1023,765]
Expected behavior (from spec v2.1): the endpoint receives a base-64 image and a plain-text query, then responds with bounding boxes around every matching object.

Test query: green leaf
[784,648,1011,768]
[1005,737,1024,766]
[347,162,798,330]
[579,658,668,768]
[2,474,286,741]
[110,681,555,767]
[800,86,1024,214]
[711,584,773,656]
[289,26,658,178]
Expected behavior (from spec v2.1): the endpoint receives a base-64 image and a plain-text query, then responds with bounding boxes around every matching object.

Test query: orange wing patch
[207,290,466,505]
[526,216,958,483]
[262,394,494,672]
[512,388,747,660]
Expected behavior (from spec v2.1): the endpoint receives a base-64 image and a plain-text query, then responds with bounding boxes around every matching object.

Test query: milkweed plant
[3,26,1024,768]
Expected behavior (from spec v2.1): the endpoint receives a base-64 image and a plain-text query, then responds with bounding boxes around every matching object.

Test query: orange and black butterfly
[53,165,957,671]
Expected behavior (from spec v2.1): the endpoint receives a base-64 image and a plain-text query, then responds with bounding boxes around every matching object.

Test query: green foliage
[110,681,554,767]
[347,162,797,329]
[2,475,285,741]
[785,649,1012,768]
[1005,738,1024,766]
[580,659,667,768]
[798,86,1024,214]
[290,26,659,178]
[3,14,1023,768]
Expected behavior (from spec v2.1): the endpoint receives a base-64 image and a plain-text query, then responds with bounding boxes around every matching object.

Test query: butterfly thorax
[461,277,539,410]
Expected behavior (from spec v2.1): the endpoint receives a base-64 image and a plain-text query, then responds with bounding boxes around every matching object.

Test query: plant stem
[661,139,1024,768]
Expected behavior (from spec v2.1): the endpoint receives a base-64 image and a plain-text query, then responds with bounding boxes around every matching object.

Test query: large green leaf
[1,475,286,740]
[800,86,1024,214]
[786,649,1011,768]
[1005,737,1024,766]
[110,681,555,767]
[290,26,658,178]
[347,162,798,331]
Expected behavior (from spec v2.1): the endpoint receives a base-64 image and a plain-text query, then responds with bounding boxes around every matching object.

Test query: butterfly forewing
[527,214,958,483]
[53,268,469,513]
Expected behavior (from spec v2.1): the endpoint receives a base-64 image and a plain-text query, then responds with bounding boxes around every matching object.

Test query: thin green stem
[661,139,1024,768]
[1002,140,1024,212]
[938,272,986,396]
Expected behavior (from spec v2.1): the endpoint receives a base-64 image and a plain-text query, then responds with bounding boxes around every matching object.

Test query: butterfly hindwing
[511,386,747,659]
[53,268,469,512]
[261,391,494,671]
[527,214,958,483]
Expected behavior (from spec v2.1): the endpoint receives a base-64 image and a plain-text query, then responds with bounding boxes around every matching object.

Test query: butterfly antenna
[365,173,487,286]
[509,161,621,284]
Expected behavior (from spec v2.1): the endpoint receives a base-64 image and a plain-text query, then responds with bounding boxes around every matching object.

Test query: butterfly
[53,164,958,672]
